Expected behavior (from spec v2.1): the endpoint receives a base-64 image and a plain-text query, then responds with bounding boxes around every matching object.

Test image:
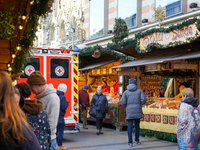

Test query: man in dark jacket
[57,83,68,150]
[79,85,89,129]
[120,79,146,148]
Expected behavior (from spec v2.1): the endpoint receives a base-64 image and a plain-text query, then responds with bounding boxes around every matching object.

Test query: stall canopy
[79,60,117,71]
[112,50,200,69]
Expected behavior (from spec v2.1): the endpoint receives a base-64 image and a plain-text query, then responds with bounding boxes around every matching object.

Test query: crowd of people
[0,70,199,150]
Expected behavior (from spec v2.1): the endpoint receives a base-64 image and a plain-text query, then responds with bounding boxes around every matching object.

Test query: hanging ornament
[92,49,101,58]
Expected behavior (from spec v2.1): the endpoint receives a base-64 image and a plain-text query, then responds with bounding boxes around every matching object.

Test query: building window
[89,0,104,39]
[155,0,181,17]
[118,0,137,28]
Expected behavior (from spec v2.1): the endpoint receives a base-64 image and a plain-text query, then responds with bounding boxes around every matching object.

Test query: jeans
[96,118,103,129]
[51,138,57,150]
[127,119,140,143]
[57,117,65,146]
[80,107,87,127]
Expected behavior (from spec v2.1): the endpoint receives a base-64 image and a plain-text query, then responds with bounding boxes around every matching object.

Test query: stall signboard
[139,22,198,51]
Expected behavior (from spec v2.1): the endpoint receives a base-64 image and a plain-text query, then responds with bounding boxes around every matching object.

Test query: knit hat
[27,71,46,85]
[129,79,136,85]
[58,83,67,94]
[83,85,89,89]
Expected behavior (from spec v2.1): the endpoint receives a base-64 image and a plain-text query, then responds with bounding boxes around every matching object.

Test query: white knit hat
[58,83,67,93]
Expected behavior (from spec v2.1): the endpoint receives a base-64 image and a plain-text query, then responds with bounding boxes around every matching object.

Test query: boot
[57,145,68,150]
[100,129,103,134]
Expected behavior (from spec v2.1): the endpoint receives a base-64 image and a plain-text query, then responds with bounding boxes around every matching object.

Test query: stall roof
[79,60,117,71]
[112,50,200,69]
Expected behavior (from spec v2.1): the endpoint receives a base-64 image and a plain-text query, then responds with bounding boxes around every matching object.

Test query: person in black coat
[91,86,108,135]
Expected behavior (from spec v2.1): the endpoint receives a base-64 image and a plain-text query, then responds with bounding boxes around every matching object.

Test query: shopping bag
[89,106,96,118]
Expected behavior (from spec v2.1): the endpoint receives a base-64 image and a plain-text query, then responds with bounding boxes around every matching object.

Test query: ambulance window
[20,57,40,78]
[50,58,69,79]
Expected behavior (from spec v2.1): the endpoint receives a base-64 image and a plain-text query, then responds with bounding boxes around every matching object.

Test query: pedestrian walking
[27,71,60,150]
[177,88,200,149]
[57,83,68,150]
[0,71,41,150]
[79,85,90,129]
[120,79,146,147]
[15,82,51,150]
[90,86,108,135]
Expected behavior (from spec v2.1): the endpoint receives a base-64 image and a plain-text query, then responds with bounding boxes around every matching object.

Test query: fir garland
[132,128,177,142]
[135,17,200,53]
[112,18,129,43]
[11,0,50,77]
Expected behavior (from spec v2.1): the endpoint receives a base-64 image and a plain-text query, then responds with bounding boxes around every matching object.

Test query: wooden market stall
[111,17,200,134]
[78,50,134,127]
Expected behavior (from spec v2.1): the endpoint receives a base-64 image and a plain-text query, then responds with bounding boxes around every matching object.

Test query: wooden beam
[118,71,139,76]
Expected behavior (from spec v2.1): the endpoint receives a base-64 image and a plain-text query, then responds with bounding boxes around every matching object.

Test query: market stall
[112,17,200,134]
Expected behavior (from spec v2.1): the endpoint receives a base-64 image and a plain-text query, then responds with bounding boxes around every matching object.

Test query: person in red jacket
[102,81,110,93]
[79,85,89,129]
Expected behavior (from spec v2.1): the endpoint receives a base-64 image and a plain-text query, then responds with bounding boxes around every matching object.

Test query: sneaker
[135,140,141,145]
[96,132,100,135]
[100,132,103,134]
[83,126,88,129]
[127,143,133,147]
[57,145,68,150]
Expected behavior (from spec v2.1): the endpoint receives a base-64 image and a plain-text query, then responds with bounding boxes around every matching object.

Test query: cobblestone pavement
[61,124,178,150]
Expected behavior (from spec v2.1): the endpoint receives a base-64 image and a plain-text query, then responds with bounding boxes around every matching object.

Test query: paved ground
[61,124,178,150]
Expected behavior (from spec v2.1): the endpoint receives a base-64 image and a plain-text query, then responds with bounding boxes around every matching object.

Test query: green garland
[112,18,129,43]
[135,17,200,53]
[108,105,118,126]
[0,5,21,41]
[11,0,50,77]
[132,128,177,142]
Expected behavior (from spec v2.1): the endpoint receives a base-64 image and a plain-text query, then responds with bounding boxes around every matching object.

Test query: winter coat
[23,99,51,150]
[91,92,108,119]
[36,84,60,140]
[79,89,89,107]
[102,85,110,93]
[0,124,41,150]
[57,90,68,118]
[177,97,200,150]
[120,84,146,119]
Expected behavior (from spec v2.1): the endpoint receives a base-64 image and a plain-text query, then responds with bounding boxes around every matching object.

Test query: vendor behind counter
[102,81,110,93]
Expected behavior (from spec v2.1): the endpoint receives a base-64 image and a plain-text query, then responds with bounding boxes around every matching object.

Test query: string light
[8,67,12,71]
[12,54,16,58]
[19,25,23,30]
[30,0,34,5]
[7,64,10,67]
[17,46,21,50]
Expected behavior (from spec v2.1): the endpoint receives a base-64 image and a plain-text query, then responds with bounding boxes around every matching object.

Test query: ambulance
[16,47,79,133]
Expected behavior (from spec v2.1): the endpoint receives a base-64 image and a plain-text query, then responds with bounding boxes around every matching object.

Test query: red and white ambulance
[16,47,79,133]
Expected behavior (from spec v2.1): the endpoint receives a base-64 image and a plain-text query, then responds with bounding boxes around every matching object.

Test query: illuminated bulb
[19,25,23,30]
[30,0,34,5]
[7,64,10,67]
[12,54,16,58]
[17,46,21,50]
[8,67,12,71]
[22,15,26,20]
